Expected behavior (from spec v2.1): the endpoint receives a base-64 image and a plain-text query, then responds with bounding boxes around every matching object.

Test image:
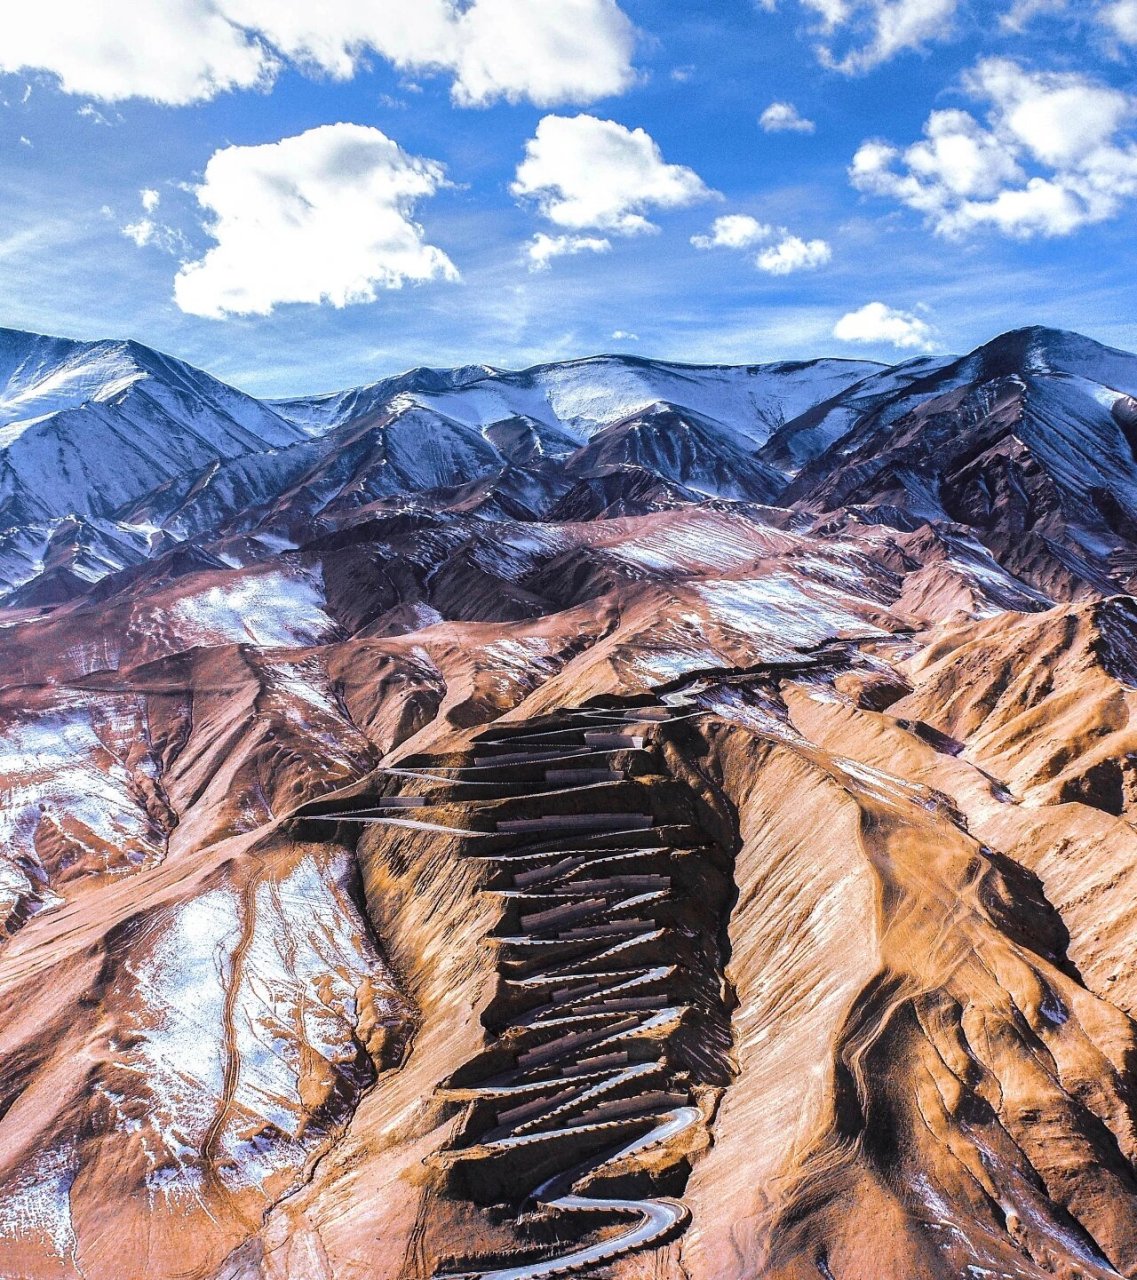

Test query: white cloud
[760,101,816,133]
[77,104,115,125]
[691,214,832,274]
[1103,0,1137,40]
[122,219,158,248]
[525,232,611,271]
[778,0,1137,69]
[0,1,272,105]
[512,114,714,235]
[967,57,1132,170]
[18,136,32,148]
[833,302,938,352]
[612,329,639,340]
[691,214,773,250]
[800,0,959,73]
[999,0,1137,42]
[231,0,638,107]
[0,0,637,108]
[851,57,1137,238]
[1000,0,1067,30]
[757,234,832,274]
[174,124,458,319]
[121,188,188,255]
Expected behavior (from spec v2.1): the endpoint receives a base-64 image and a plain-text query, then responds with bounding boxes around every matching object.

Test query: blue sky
[1,0,1136,396]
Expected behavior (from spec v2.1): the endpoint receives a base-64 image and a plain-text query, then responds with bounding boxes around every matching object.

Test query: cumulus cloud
[174,124,458,319]
[690,214,773,250]
[525,232,611,271]
[833,302,939,351]
[756,234,832,274]
[0,2,271,105]
[759,101,816,133]
[772,0,1137,69]
[512,114,714,235]
[851,57,1137,238]
[612,329,639,340]
[0,0,637,107]
[691,214,832,274]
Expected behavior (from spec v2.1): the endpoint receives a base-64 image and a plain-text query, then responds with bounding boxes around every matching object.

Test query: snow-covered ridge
[0,330,147,429]
[0,331,887,602]
[1,323,1136,608]
[0,328,298,445]
[272,352,886,444]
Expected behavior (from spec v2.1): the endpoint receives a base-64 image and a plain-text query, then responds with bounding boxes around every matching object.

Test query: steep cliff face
[1,327,1137,1279]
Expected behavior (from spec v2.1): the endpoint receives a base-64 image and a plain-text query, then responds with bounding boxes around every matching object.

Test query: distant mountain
[270,352,883,441]
[0,335,881,603]
[0,328,309,602]
[786,327,1137,597]
[2,323,1137,606]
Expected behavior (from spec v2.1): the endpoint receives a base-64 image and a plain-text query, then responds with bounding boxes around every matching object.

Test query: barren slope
[0,326,1134,1279]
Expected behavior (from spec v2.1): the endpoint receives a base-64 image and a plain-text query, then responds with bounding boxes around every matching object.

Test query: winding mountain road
[305,701,728,1279]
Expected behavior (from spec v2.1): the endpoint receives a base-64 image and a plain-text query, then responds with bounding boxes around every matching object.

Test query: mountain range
[0,324,1137,1280]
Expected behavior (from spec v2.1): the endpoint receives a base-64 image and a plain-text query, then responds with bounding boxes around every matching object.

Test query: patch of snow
[690,572,883,657]
[166,568,335,648]
[222,850,408,1187]
[608,512,797,576]
[0,695,165,900]
[0,1145,79,1260]
[116,889,240,1194]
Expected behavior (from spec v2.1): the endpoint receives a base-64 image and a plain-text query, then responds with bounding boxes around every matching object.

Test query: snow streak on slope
[100,849,412,1202]
[0,330,146,431]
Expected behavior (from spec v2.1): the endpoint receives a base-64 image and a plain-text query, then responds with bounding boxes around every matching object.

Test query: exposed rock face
[1,325,1137,1278]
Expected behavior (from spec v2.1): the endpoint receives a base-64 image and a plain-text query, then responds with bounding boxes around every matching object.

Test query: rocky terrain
[0,323,1136,1278]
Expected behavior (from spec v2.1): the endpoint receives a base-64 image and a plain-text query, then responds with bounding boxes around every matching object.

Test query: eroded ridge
[311,700,736,1278]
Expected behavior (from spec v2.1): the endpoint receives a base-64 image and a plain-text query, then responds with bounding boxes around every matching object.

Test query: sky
[1,0,1136,397]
